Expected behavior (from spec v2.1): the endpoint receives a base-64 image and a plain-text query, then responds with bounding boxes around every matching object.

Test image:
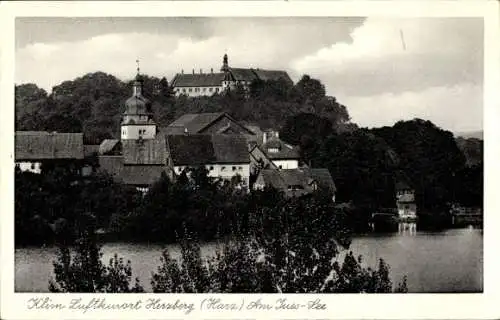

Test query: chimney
[200,69,203,74]
[262,132,268,145]
[181,69,184,74]
[192,69,195,75]
[274,131,279,139]
[211,68,213,74]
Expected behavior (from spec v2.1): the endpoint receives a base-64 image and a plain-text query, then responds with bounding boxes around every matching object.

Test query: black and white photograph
[1,0,499,319]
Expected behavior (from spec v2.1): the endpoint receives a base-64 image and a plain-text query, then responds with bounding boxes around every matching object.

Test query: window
[210,166,214,170]
[203,88,207,92]
[232,166,237,171]
[268,148,279,153]
[221,166,226,172]
[279,165,283,169]
[209,88,213,92]
[182,88,186,93]
[189,88,193,92]
[238,166,243,171]
[215,88,219,93]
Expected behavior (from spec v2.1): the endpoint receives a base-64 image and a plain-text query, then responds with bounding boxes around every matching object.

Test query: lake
[15,228,483,293]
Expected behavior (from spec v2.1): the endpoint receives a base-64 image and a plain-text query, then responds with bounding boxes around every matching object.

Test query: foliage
[49,214,144,293]
[371,119,467,213]
[151,193,407,293]
[15,168,141,246]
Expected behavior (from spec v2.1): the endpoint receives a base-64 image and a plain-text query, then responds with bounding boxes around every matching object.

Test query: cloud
[291,17,483,96]
[341,83,483,132]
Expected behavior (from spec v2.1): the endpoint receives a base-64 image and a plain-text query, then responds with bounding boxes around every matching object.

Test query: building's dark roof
[165,112,255,136]
[122,136,166,165]
[171,72,225,87]
[124,95,152,116]
[261,138,300,160]
[167,135,216,165]
[167,134,250,166]
[258,168,336,196]
[252,69,293,83]
[166,113,225,134]
[98,155,165,186]
[99,139,120,155]
[15,131,84,160]
[309,168,336,193]
[229,68,259,82]
[170,68,292,87]
[211,135,250,163]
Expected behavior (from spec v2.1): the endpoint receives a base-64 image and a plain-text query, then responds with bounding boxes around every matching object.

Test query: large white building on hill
[171,54,293,97]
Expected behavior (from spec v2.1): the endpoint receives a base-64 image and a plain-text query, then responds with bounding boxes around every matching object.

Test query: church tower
[121,61,157,140]
[220,53,229,72]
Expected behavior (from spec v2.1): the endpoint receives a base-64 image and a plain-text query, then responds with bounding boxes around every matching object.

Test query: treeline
[280,114,483,228]
[15,72,353,143]
[16,165,360,246]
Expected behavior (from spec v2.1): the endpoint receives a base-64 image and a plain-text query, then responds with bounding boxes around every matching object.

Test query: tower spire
[133,59,143,96]
[221,52,229,72]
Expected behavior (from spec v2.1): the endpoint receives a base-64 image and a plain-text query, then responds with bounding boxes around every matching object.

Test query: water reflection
[15,228,483,293]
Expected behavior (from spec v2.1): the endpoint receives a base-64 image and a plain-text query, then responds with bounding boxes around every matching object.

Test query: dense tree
[371,119,467,214]
[49,215,144,293]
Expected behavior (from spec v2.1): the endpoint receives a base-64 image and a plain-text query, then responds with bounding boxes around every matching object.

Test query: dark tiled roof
[98,155,165,186]
[258,168,335,196]
[167,135,216,165]
[211,135,250,163]
[122,136,166,165]
[309,168,336,193]
[170,67,292,88]
[252,69,293,83]
[99,139,120,155]
[261,138,300,160]
[171,73,225,87]
[166,113,225,134]
[15,131,84,160]
[229,68,259,82]
[167,134,250,166]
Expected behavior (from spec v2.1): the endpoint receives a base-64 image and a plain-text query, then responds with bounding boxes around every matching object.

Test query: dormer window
[268,148,279,153]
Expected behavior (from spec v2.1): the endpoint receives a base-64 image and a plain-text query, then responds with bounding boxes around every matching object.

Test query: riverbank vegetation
[49,212,408,293]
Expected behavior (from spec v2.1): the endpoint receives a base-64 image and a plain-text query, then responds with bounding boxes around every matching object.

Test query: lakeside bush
[50,220,408,293]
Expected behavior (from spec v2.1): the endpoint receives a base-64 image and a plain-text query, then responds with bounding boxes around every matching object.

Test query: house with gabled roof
[249,131,300,171]
[166,134,251,187]
[395,172,417,219]
[15,131,84,174]
[164,112,256,136]
[171,54,293,97]
[254,168,336,200]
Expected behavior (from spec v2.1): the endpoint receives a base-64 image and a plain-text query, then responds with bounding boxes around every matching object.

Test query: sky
[15,17,483,133]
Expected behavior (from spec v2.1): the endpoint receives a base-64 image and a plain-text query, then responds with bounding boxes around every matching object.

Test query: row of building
[170,54,293,97]
[15,70,336,199]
